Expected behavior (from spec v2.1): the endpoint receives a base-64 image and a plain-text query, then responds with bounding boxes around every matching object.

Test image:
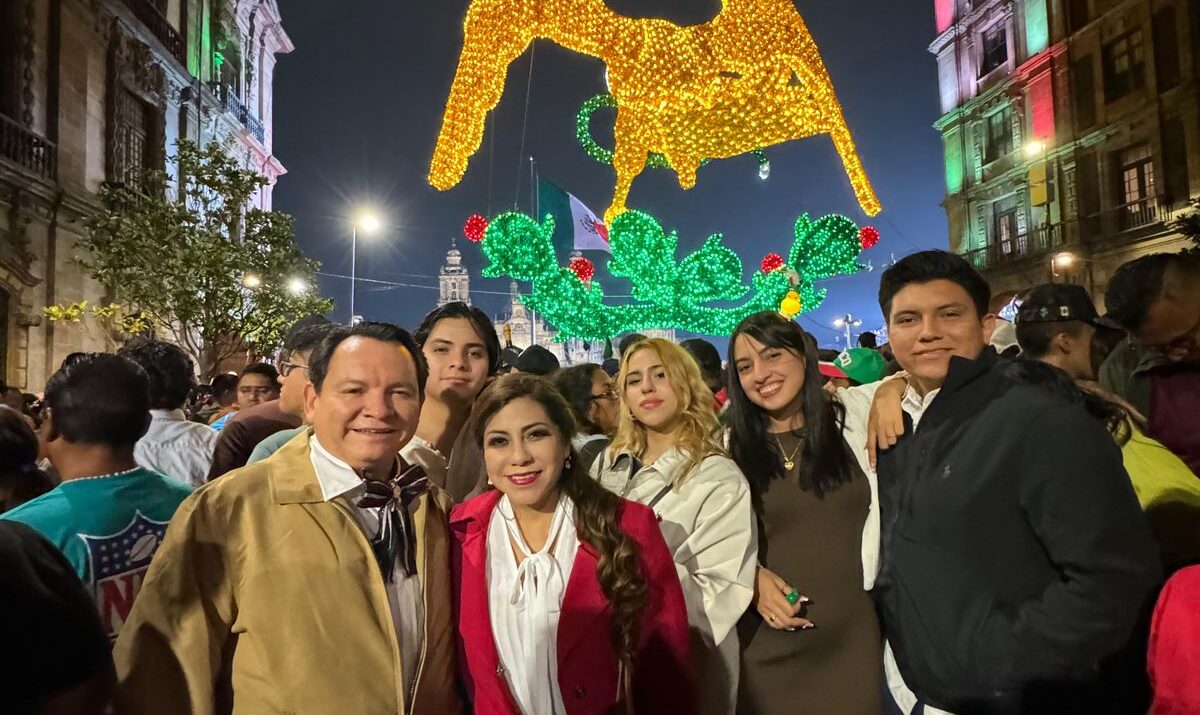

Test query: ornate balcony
[0,112,57,181]
[963,222,1065,271]
[120,0,186,65]
[215,84,266,144]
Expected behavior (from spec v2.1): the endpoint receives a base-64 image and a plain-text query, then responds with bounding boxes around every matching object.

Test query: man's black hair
[878,250,991,321]
[413,301,502,376]
[515,344,560,376]
[239,362,279,383]
[617,333,647,359]
[858,331,878,349]
[284,321,337,358]
[308,322,428,399]
[45,353,150,449]
[1104,253,1198,331]
[118,336,196,410]
[210,373,239,398]
[1015,320,1089,359]
[680,338,724,392]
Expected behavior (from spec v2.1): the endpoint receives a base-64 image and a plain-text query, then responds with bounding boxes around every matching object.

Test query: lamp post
[1050,251,1076,282]
[833,314,863,350]
[350,212,381,324]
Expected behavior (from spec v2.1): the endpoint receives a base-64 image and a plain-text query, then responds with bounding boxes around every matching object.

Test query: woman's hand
[753,566,812,631]
[866,374,909,471]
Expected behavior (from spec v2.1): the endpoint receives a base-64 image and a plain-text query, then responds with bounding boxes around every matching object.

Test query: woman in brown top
[726,312,882,714]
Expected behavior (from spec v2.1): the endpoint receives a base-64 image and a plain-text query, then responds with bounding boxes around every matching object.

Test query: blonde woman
[592,338,757,715]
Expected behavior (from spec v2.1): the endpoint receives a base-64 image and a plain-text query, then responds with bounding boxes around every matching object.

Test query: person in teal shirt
[2,353,190,641]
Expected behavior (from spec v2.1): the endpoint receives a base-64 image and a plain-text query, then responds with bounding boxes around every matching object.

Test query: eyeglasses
[589,389,618,402]
[279,361,310,378]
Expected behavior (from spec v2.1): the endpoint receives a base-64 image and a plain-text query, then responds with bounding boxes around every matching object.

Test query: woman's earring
[564,456,573,470]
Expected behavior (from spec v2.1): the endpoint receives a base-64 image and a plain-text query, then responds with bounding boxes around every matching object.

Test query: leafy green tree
[70,140,331,376]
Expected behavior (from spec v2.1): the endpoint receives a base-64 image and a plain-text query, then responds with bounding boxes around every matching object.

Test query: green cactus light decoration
[473,210,872,341]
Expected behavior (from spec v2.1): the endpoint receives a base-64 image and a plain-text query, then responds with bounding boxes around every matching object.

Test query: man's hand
[866,374,909,471]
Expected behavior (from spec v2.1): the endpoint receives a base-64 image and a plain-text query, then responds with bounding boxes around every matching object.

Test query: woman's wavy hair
[609,338,724,488]
[725,313,856,505]
[469,374,647,666]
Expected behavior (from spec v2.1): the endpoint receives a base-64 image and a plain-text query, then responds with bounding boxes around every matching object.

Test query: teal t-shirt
[1,467,191,638]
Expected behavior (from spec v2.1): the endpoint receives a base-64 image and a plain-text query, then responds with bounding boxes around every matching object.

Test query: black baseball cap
[1016,284,1122,329]
[514,344,560,376]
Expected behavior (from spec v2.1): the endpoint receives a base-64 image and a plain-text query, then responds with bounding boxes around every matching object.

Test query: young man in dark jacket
[872,251,1160,715]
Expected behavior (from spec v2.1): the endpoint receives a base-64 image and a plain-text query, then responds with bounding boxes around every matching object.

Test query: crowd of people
[1,248,1198,715]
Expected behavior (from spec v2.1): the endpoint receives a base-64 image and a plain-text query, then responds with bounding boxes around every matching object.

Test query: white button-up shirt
[592,447,756,715]
[309,435,425,707]
[134,408,219,489]
[838,381,949,715]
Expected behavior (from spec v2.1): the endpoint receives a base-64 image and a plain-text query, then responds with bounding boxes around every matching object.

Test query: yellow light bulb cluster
[430,0,882,223]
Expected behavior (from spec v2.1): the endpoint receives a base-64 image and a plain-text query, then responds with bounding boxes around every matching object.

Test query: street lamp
[350,210,381,324]
[1024,139,1047,159]
[833,314,863,349]
[287,277,308,296]
[242,272,262,290]
[1051,251,1076,281]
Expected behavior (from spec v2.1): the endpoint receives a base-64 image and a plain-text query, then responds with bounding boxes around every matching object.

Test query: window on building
[1116,144,1156,229]
[113,88,159,193]
[992,195,1022,255]
[1153,8,1181,92]
[1068,0,1091,33]
[1072,56,1097,131]
[984,108,1013,164]
[1103,29,1145,102]
[980,24,1008,75]
[0,2,21,120]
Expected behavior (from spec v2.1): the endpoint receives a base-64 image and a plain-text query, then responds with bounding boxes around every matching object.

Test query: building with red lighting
[931,0,1199,304]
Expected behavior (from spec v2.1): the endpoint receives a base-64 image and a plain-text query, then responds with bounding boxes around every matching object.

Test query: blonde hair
[609,338,724,488]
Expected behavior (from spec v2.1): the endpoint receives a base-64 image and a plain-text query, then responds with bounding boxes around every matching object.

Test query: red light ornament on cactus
[463,214,489,243]
[760,252,785,273]
[570,256,595,283]
[859,226,880,250]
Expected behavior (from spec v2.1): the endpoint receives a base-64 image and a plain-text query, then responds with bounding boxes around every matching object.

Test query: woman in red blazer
[450,374,695,715]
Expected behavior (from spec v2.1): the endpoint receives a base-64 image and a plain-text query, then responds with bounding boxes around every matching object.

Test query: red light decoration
[569,256,595,283]
[859,226,880,250]
[463,214,489,243]
[760,252,785,273]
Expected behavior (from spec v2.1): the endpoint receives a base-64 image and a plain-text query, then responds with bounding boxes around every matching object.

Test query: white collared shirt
[134,408,219,489]
[592,447,756,715]
[487,495,578,715]
[309,435,425,707]
[838,381,949,715]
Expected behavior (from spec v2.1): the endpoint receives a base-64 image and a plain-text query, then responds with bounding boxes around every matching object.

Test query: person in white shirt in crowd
[411,302,500,501]
[726,312,882,714]
[592,337,756,715]
[119,336,217,489]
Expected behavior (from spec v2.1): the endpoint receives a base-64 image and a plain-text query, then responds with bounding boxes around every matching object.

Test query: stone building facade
[931,0,1198,305]
[0,0,290,390]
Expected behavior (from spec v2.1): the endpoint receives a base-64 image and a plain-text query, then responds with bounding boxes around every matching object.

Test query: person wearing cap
[514,344,560,376]
[1100,253,1200,475]
[1017,283,1200,570]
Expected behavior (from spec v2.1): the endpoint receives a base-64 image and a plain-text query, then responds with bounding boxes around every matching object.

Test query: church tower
[438,239,470,306]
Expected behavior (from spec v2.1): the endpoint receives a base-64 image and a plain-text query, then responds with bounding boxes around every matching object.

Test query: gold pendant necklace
[774,433,803,472]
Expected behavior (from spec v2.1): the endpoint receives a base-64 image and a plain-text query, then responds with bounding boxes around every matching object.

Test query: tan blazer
[113,430,461,715]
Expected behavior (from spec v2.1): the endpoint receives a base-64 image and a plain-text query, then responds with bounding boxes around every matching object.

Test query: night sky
[273,0,948,350]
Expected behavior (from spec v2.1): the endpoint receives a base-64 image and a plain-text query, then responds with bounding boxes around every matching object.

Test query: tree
[1173,197,1200,256]
[70,140,332,376]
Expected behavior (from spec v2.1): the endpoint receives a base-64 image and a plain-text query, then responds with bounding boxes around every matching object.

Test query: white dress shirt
[309,435,425,706]
[134,408,219,489]
[592,448,756,715]
[487,494,578,715]
[838,381,949,715]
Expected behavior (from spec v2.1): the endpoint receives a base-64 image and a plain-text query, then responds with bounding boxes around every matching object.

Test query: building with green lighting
[0,0,291,391]
[932,0,1198,306]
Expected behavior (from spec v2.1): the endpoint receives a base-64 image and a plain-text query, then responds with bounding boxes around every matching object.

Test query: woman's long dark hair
[726,312,856,503]
[469,374,647,666]
[997,358,1132,445]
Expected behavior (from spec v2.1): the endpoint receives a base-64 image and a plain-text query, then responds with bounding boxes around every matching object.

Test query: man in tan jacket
[114,322,460,715]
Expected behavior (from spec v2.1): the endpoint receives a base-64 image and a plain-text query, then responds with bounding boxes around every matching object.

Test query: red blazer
[450,489,695,715]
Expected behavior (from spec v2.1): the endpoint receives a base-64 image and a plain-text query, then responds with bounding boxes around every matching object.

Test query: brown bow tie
[355,461,429,582]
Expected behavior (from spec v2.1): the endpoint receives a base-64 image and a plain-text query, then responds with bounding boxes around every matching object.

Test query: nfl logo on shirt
[79,511,171,639]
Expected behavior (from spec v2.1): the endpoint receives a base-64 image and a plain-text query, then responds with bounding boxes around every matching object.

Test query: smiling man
[1101,253,1200,474]
[114,322,460,715]
[868,251,1158,715]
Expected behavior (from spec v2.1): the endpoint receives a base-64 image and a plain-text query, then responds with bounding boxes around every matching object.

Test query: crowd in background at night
[2,249,1199,715]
